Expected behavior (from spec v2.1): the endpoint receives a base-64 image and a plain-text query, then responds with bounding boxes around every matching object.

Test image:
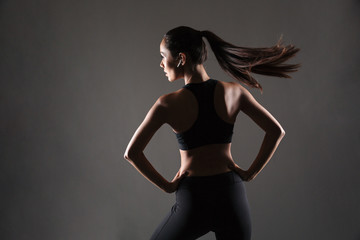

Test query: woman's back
[160,79,243,176]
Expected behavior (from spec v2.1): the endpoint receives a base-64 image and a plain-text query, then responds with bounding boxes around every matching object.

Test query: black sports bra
[175,79,234,150]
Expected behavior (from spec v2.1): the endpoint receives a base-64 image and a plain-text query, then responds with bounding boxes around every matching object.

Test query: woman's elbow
[123,151,131,161]
[279,128,285,140]
[277,126,286,139]
[123,150,133,162]
[268,125,285,138]
[123,147,141,162]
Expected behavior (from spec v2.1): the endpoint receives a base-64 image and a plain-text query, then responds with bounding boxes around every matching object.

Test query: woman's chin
[167,75,182,83]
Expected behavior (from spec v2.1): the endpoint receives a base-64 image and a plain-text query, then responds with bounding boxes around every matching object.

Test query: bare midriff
[179,143,235,176]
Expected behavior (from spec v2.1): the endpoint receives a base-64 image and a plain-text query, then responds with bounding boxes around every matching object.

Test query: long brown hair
[164,26,300,92]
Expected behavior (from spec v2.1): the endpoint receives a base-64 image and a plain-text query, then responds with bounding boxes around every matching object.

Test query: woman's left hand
[228,163,253,182]
[164,170,189,193]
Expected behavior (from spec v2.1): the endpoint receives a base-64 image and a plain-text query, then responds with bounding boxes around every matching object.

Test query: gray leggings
[150,171,251,240]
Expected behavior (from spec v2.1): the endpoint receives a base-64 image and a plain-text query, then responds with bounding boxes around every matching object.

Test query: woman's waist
[180,154,234,177]
[178,170,243,191]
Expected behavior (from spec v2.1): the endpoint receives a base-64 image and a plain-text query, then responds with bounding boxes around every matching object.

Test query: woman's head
[160,26,207,82]
[163,26,207,67]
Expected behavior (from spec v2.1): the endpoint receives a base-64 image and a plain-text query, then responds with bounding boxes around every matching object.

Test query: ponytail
[164,26,300,91]
[201,30,300,92]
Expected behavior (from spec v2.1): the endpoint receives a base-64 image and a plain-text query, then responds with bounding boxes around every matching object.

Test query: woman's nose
[160,60,164,68]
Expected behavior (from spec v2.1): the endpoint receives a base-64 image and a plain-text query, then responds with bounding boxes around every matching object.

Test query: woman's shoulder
[156,88,191,109]
[216,79,243,89]
[219,80,254,97]
[215,79,246,98]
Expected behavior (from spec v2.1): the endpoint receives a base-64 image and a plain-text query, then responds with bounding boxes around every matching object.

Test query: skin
[124,38,285,193]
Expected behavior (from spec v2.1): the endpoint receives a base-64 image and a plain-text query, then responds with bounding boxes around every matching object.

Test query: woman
[124,26,299,240]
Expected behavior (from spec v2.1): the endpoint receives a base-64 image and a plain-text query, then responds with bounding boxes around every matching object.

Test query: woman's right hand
[164,170,189,193]
[228,163,253,182]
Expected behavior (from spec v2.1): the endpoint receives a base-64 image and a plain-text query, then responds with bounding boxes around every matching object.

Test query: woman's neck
[183,64,210,85]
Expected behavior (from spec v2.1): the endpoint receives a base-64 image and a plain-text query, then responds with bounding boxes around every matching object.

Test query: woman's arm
[229,86,285,181]
[124,97,187,193]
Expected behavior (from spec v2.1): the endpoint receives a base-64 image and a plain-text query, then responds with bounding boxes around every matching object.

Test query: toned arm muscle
[230,86,285,181]
[125,99,166,157]
[124,97,187,193]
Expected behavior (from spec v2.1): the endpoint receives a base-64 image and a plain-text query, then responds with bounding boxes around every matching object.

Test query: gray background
[1,0,359,239]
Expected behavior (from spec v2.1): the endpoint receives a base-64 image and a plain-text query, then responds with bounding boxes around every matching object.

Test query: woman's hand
[164,170,189,193]
[228,163,254,182]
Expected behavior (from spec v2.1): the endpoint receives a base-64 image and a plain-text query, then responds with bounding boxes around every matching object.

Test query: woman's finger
[180,171,189,178]
[172,170,188,183]
[228,164,249,181]
[171,170,180,181]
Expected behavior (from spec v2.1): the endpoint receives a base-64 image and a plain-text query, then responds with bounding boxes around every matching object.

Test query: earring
[177,60,182,68]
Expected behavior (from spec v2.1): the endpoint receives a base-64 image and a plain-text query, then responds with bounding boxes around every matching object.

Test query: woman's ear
[177,53,186,66]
